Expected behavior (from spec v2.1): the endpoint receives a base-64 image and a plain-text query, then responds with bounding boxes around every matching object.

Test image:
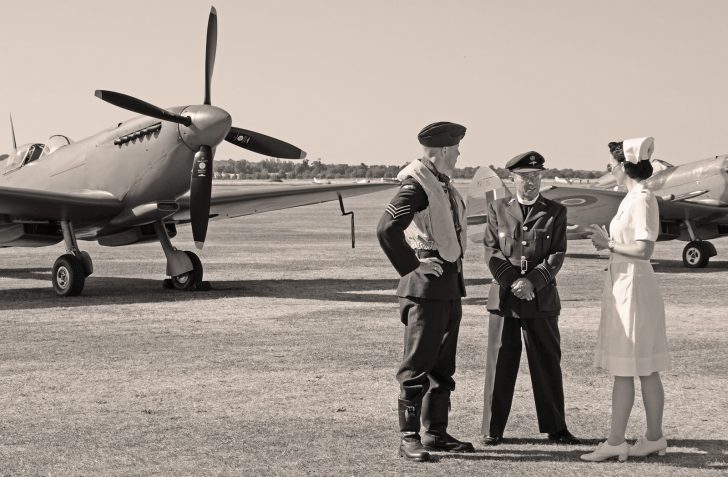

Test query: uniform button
[523,226,528,231]
[522,241,527,245]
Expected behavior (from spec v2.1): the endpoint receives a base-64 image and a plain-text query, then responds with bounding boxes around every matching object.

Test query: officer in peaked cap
[506,151,546,172]
[480,150,581,446]
[376,121,474,462]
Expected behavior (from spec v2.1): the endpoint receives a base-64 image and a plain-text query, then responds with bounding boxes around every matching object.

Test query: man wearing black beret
[480,151,580,446]
[377,121,473,462]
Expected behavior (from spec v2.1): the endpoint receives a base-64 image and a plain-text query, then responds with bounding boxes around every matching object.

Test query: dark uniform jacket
[377,177,466,301]
[484,195,567,319]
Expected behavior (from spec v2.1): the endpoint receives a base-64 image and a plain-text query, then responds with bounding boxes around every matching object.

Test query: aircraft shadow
[0,268,490,310]
[651,259,728,273]
[564,254,728,273]
[565,253,608,260]
[435,438,728,469]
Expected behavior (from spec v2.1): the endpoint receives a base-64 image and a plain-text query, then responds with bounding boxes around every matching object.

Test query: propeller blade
[190,145,214,249]
[225,127,307,159]
[9,113,16,149]
[204,7,218,105]
[95,90,191,127]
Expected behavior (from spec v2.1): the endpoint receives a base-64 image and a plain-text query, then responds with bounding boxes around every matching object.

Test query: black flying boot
[421,393,475,453]
[398,398,430,462]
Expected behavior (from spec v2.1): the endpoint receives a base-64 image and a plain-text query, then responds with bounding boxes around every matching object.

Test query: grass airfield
[0,184,726,476]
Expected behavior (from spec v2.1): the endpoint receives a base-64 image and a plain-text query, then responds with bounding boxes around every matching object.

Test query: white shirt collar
[628,182,646,195]
[516,193,540,206]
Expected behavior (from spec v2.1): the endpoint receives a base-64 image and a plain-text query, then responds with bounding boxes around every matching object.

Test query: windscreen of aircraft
[5,143,44,173]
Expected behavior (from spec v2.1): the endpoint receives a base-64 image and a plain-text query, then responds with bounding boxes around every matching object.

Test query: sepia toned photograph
[1,1,726,475]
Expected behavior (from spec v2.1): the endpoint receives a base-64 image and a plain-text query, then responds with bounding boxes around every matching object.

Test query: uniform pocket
[534,229,552,257]
[498,233,514,256]
[536,282,560,311]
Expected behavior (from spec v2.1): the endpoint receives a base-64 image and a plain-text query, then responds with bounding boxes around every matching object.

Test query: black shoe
[480,435,504,446]
[547,429,581,445]
[422,432,475,453]
[399,435,431,462]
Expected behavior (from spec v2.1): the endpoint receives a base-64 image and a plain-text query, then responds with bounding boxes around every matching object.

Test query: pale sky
[2,0,727,170]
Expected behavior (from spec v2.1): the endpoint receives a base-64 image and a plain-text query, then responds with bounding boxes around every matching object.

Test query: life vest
[396,159,467,262]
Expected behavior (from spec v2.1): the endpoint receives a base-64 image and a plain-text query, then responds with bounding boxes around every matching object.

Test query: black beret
[505,151,546,172]
[417,121,466,147]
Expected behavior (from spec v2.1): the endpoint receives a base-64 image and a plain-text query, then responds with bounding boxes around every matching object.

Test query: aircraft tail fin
[9,113,16,150]
[591,171,617,189]
[466,166,512,225]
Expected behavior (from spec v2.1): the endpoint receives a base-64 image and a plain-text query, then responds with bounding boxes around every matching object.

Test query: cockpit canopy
[3,135,73,173]
[43,135,72,155]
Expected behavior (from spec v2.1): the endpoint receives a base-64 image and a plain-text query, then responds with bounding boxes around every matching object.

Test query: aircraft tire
[170,251,203,291]
[683,241,710,268]
[52,254,86,296]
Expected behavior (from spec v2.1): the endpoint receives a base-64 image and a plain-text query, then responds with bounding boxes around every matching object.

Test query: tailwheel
[52,254,86,296]
[682,241,711,268]
[170,251,203,290]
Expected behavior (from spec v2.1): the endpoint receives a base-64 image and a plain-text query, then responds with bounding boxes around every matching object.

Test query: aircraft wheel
[683,241,710,268]
[52,254,86,296]
[170,251,203,290]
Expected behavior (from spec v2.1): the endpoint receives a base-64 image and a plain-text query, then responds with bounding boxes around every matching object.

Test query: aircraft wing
[0,186,123,222]
[172,182,397,222]
[653,195,728,224]
[541,186,728,237]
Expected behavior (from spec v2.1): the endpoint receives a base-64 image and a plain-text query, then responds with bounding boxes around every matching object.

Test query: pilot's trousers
[397,297,462,403]
[481,314,566,437]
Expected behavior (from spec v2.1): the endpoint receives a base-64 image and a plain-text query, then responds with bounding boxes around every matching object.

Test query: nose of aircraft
[178,105,232,150]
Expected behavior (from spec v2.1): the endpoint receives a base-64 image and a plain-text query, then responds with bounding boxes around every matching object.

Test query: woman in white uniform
[581,137,670,462]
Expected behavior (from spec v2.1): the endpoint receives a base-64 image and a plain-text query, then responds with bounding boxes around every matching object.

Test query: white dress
[594,183,671,376]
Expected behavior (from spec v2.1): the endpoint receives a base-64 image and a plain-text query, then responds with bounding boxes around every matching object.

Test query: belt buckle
[520,256,527,275]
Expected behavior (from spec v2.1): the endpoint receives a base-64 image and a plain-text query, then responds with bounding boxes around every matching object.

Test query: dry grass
[0,185,726,476]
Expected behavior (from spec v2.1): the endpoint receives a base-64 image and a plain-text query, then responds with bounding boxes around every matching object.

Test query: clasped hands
[420,257,534,300]
[589,224,611,251]
[511,278,535,301]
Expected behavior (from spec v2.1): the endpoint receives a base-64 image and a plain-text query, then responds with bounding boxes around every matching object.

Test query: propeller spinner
[94,6,307,249]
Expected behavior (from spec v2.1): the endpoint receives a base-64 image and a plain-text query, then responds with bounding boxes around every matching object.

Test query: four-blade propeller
[94,6,306,249]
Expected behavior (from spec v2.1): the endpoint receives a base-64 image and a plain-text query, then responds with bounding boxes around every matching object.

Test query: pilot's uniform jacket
[377,158,466,433]
[481,194,570,438]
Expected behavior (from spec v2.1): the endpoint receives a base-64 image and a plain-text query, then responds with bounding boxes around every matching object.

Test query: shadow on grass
[652,259,728,273]
[565,253,608,260]
[0,267,490,310]
[436,438,728,469]
[564,254,728,273]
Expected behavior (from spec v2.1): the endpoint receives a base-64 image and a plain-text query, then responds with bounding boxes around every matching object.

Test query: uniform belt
[415,249,441,259]
[508,257,540,275]
[415,249,462,272]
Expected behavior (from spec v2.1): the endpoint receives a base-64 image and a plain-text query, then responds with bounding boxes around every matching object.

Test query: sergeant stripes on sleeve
[386,204,411,219]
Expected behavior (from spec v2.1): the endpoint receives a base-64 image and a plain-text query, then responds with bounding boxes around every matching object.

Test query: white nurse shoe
[580,440,629,462]
[629,436,667,457]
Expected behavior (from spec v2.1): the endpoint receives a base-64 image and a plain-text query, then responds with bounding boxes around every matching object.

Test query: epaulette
[507,198,516,205]
[399,177,420,191]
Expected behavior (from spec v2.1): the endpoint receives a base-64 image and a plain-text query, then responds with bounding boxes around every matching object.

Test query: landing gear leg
[682,221,717,268]
[52,220,92,296]
[154,221,207,291]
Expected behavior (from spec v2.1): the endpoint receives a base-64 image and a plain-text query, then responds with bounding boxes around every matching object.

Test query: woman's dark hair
[607,141,653,180]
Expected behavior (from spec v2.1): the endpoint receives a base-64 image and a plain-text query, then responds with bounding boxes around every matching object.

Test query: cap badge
[529,156,537,165]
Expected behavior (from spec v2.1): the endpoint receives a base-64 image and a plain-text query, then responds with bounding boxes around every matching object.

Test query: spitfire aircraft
[0,7,394,297]
[467,155,728,268]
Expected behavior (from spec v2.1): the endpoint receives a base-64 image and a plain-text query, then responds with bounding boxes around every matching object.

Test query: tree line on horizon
[213,158,606,180]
